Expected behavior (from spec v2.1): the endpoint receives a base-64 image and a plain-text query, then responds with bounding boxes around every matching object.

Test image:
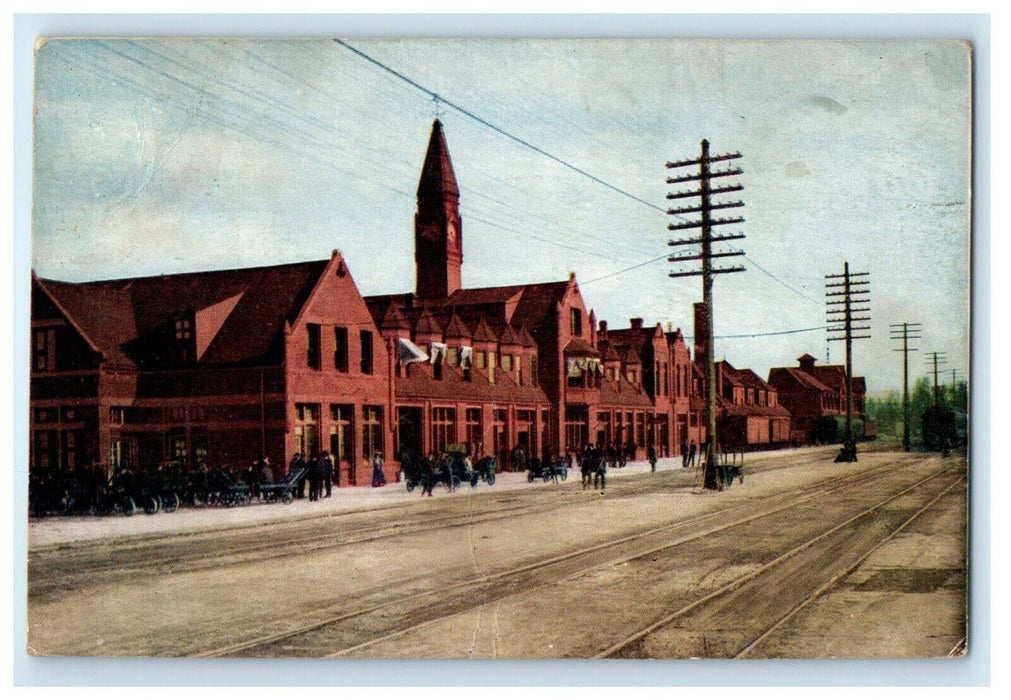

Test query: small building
[767,353,873,445]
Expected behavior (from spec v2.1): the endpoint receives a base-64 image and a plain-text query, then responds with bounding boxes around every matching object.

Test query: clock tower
[415,119,463,299]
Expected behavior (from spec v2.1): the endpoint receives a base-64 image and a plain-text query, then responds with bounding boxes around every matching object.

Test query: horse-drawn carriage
[401,449,489,493]
[259,465,307,503]
[527,457,567,483]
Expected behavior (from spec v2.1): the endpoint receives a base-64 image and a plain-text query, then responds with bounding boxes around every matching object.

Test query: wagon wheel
[543,472,551,482]
[470,474,479,488]
[280,490,293,504]
[486,473,495,485]
[121,496,136,517]
[143,496,160,515]
[451,476,461,490]
[561,469,568,481]
[162,492,180,513]
[527,472,534,483]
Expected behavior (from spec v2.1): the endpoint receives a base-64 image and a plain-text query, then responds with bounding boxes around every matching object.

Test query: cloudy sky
[31,38,971,394]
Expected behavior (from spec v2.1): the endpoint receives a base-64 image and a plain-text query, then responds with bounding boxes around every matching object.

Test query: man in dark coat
[322,451,334,497]
[307,454,324,502]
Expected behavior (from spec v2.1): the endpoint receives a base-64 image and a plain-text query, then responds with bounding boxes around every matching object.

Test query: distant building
[767,353,873,445]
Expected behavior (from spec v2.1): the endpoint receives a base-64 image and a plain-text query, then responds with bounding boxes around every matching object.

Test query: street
[26,447,967,659]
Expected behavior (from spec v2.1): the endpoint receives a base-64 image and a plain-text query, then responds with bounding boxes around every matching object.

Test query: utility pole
[925,351,948,407]
[666,140,745,491]
[825,262,870,455]
[889,322,921,451]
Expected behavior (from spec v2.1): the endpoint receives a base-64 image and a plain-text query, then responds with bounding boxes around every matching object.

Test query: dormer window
[171,312,195,363]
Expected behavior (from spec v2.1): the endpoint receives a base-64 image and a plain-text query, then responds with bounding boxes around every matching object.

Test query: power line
[683,325,827,341]
[580,254,670,285]
[334,39,664,214]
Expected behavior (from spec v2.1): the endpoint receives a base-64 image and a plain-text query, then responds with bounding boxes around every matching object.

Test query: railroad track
[598,470,965,659]
[193,456,949,658]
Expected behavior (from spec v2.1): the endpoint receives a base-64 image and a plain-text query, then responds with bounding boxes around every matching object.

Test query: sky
[30,38,971,395]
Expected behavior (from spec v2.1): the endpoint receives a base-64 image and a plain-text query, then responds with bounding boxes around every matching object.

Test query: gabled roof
[417,119,459,199]
[600,376,652,408]
[623,346,642,365]
[443,313,472,340]
[516,326,537,349]
[471,316,498,343]
[35,259,329,368]
[380,303,411,333]
[413,308,444,337]
[768,366,833,392]
[499,324,523,348]
[564,337,601,358]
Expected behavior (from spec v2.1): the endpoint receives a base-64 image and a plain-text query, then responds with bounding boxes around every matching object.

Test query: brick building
[767,353,873,445]
[365,120,701,468]
[30,252,396,485]
[31,118,813,488]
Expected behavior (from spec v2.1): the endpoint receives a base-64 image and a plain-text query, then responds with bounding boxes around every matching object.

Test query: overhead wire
[333,38,831,308]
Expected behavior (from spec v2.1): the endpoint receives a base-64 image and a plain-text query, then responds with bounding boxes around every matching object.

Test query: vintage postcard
[26,37,971,663]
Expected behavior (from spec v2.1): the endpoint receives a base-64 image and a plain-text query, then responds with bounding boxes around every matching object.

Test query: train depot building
[29,119,867,486]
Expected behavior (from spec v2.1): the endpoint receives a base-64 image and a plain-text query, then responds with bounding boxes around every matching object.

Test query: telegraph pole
[889,322,921,451]
[925,351,948,407]
[666,140,745,490]
[825,262,870,454]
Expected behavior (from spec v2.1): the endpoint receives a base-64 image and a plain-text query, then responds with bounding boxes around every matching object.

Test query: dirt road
[26,448,967,659]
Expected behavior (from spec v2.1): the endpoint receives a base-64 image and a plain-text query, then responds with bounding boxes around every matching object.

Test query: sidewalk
[27,446,830,548]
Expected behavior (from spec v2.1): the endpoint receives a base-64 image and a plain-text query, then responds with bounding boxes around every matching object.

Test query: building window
[570,308,582,336]
[33,430,57,470]
[307,324,321,370]
[447,347,459,367]
[295,403,320,457]
[465,408,482,454]
[431,407,457,454]
[111,439,134,470]
[33,328,56,372]
[530,356,539,386]
[362,405,383,459]
[488,352,496,384]
[334,326,349,373]
[360,330,374,375]
[167,429,187,465]
[492,409,509,461]
[501,354,512,372]
[663,363,669,397]
[35,408,56,423]
[476,351,486,369]
[330,404,354,463]
[61,430,78,470]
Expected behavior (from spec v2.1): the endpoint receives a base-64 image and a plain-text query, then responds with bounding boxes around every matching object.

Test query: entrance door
[398,407,423,460]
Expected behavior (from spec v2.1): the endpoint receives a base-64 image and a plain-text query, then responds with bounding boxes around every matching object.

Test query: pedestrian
[371,452,386,487]
[648,444,657,473]
[323,451,334,497]
[688,441,697,468]
[289,452,306,498]
[308,453,323,501]
[421,454,436,497]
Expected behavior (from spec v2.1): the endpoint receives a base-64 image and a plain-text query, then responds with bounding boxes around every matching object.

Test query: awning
[397,337,429,366]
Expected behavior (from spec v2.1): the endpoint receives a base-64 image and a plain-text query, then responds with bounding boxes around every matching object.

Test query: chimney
[693,302,708,363]
[630,317,644,330]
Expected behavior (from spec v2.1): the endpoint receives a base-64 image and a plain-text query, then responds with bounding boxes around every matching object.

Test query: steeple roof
[417,119,459,199]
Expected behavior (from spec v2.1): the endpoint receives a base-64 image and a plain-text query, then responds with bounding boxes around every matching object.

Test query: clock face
[447,221,457,244]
